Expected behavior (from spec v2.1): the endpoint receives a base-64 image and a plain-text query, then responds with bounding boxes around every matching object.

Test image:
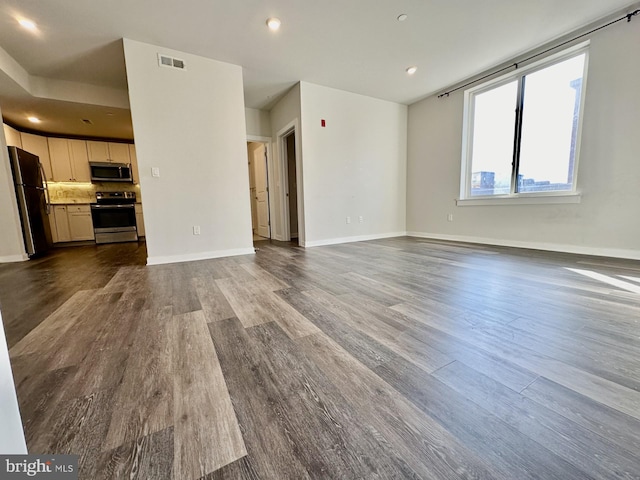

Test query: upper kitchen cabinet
[128,144,140,184]
[87,141,131,164]
[87,141,109,162]
[108,143,130,163]
[49,138,91,182]
[3,124,22,148]
[69,140,91,182]
[21,133,53,182]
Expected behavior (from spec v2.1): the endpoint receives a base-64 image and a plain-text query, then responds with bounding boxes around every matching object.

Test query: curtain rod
[437,8,639,99]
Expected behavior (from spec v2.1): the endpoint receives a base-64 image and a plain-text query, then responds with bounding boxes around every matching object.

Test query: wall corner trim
[304,231,407,248]
[406,231,640,261]
[0,254,28,263]
[146,247,255,266]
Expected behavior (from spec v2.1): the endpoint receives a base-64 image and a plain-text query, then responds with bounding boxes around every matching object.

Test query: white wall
[269,84,302,241]
[300,82,407,247]
[0,310,27,453]
[123,39,253,264]
[245,108,271,138]
[407,18,640,259]
[0,110,28,263]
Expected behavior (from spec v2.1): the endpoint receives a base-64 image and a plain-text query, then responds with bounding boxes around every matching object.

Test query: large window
[461,46,588,200]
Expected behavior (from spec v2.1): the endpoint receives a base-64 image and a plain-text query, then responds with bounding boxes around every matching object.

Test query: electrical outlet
[346,216,351,224]
[447,213,453,222]
[193,225,201,235]
[359,216,364,223]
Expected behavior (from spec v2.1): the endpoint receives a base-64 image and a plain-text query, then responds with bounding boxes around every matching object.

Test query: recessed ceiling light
[406,66,417,75]
[18,18,37,31]
[397,14,408,22]
[266,17,281,31]
[27,116,41,123]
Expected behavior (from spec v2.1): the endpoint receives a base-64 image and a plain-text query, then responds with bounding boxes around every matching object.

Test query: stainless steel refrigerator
[7,147,52,256]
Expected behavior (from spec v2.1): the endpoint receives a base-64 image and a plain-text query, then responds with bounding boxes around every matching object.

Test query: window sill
[456,193,581,206]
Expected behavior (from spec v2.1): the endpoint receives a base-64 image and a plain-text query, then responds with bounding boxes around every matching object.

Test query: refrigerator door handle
[38,162,51,215]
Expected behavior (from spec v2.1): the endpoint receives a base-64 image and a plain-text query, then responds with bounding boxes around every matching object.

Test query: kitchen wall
[299,82,407,246]
[124,39,253,265]
[407,17,640,259]
[0,108,28,262]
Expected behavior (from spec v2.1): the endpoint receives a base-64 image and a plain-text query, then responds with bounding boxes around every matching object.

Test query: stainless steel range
[91,191,138,244]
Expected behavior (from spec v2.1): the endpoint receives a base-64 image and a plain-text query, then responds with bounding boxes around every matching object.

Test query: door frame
[276,120,305,246]
[246,136,273,240]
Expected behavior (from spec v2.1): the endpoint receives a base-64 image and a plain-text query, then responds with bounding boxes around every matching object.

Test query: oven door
[90,204,138,243]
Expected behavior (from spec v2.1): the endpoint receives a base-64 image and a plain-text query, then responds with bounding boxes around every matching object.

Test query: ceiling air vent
[158,53,186,70]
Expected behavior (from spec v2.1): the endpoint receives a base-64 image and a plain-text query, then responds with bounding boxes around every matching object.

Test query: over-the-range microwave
[89,162,133,183]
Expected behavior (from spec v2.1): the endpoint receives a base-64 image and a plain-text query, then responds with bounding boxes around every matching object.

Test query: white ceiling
[0,0,637,139]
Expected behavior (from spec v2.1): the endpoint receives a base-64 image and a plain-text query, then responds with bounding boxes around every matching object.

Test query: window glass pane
[470,81,518,196]
[518,54,585,193]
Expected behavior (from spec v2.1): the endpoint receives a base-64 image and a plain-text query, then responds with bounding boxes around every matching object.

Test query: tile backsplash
[48,182,141,204]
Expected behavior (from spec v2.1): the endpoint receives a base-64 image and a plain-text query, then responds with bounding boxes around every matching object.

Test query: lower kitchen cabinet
[51,205,94,242]
[52,206,71,242]
[135,204,145,237]
[67,205,95,241]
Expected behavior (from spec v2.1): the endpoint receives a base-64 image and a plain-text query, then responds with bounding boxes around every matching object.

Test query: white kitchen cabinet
[51,205,94,242]
[135,203,145,237]
[129,144,139,184]
[21,133,53,182]
[108,142,130,163]
[67,205,94,241]
[87,141,110,162]
[3,124,22,148]
[49,138,91,183]
[87,141,131,164]
[69,140,91,182]
[49,138,74,182]
[52,206,71,242]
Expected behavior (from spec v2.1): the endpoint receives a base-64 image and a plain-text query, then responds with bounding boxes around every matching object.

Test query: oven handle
[91,204,135,209]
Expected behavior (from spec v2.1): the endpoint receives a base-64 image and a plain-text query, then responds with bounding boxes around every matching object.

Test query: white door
[253,144,270,238]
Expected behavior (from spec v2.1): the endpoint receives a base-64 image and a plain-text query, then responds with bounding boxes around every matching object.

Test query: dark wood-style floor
[1,237,640,479]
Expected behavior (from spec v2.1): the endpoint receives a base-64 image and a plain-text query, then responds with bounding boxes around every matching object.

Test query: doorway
[283,131,298,242]
[247,141,270,241]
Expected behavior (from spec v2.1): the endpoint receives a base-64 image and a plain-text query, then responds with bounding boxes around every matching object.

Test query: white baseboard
[406,231,640,261]
[147,247,255,266]
[305,231,407,248]
[0,254,28,263]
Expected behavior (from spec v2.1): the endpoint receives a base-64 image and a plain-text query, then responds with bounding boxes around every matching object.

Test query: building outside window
[460,44,588,200]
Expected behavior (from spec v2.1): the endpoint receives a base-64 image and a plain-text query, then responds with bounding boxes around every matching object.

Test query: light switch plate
[151,167,160,177]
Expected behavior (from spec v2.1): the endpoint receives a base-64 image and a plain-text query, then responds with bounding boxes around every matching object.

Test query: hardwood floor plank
[217,278,319,338]
[297,332,507,479]
[522,377,640,457]
[193,277,235,322]
[434,361,640,480]
[244,321,424,479]
[104,306,173,450]
[172,310,246,480]
[374,358,592,480]
[207,317,313,479]
[392,301,640,420]
[62,292,146,398]
[276,287,392,369]
[9,289,102,357]
[95,427,174,480]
